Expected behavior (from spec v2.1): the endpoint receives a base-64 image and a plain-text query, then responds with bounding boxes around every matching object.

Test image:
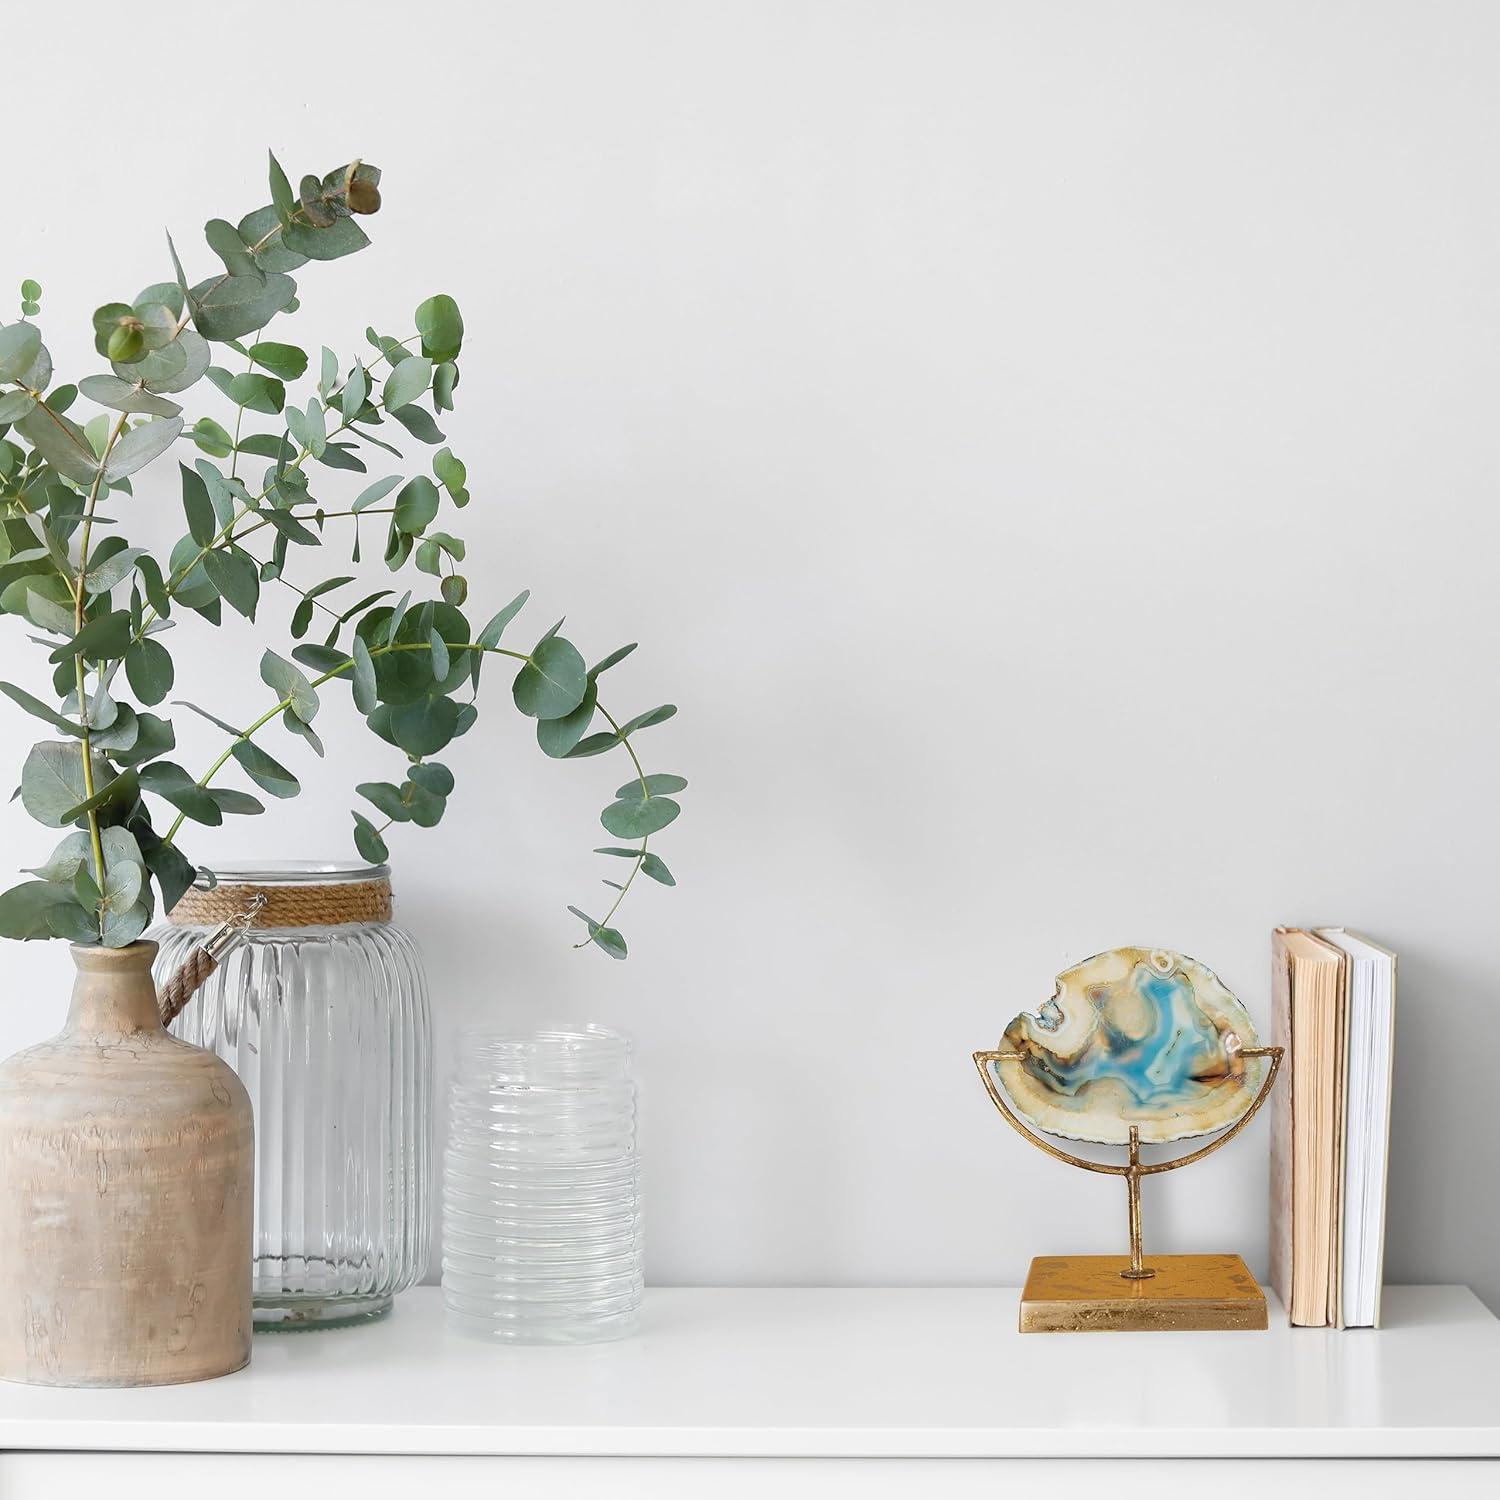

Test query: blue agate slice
[994,947,1266,1145]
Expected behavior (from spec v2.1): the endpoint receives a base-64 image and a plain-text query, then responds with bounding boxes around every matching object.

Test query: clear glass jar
[150,861,431,1330]
[443,1026,643,1343]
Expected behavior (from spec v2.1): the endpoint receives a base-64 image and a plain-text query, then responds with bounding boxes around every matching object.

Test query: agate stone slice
[995,947,1266,1146]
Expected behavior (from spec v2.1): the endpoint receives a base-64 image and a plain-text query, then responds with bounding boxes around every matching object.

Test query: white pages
[1316,927,1396,1328]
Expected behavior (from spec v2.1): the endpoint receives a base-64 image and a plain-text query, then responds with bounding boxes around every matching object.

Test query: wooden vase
[0,940,253,1386]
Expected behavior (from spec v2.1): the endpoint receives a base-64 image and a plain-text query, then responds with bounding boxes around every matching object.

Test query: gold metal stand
[973,1045,1283,1332]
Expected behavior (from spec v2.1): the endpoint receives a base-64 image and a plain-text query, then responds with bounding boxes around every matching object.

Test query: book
[1268,928,1347,1327]
[1315,928,1397,1329]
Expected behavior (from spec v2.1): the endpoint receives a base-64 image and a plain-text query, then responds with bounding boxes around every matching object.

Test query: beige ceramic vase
[0,941,254,1386]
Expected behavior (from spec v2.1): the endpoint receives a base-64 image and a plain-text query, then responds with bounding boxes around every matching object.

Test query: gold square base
[1019,1253,1267,1332]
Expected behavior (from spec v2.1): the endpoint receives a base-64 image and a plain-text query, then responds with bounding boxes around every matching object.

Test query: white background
[3,1,1496,1309]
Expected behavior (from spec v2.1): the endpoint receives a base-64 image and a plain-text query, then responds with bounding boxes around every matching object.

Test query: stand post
[1122,1126,1154,1280]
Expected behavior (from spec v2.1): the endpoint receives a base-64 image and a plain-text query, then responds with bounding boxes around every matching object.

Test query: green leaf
[135,329,210,395]
[618,704,678,737]
[415,295,464,362]
[600,795,681,838]
[232,740,299,798]
[100,416,183,480]
[639,853,675,885]
[268,151,296,226]
[134,281,183,320]
[190,415,233,457]
[389,404,446,444]
[377,696,464,756]
[284,216,370,261]
[394,475,440,534]
[260,649,318,721]
[615,772,688,799]
[477,590,529,648]
[188,271,297,341]
[204,218,264,282]
[0,682,83,736]
[357,781,411,822]
[0,880,83,941]
[351,811,389,864]
[180,462,217,545]
[203,547,260,619]
[433,447,466,496]
[226,371,286,414]
[352,474,402,512]
[383,356,433,413]
[112,710,175,767]
[124,640,174,705]
[138,761,221,825]
[83,546,147,595]
[16,405,98,484]
[342,363,370,421]
[589,643,638,678]
[512,635,588,719]
[432,362,458,413]
[78,374,180,416]
[57,766,139,828]
[209,787,264,817]
[289,644,349,674]
[249,341,309,380]
[350,633,377,714]
[409,762,454,795]
[428,627,449,680]
[566,906,627,960]
[0,321,43,382]
[0,389,35,422]
[564,730,621,759]
[134,819,197,912]
[49,610,131,664]
[537,678,596,758]
[285,397,326,457]
[175,699,242,736]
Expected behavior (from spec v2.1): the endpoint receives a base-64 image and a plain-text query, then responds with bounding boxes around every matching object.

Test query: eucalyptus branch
[0,153,680,957]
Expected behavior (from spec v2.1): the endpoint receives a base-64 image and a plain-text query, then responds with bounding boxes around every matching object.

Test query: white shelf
[0,1286,1496,1459]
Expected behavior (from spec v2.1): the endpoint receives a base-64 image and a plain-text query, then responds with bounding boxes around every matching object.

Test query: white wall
[4,0,1497,1308]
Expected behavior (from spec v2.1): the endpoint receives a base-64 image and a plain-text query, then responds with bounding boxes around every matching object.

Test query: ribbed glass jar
[150,861,430,1330]
[443,1026,642,1344]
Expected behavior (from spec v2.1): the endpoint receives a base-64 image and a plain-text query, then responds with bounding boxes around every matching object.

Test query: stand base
[1019,1254,1267,1333]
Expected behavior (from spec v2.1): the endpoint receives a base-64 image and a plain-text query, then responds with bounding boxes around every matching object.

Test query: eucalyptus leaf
[0,322,42,382]
[537,679,596,758]
[203,547,260,619]
[232,740,299,798]
[16,405,98,484]
[383,356,432,413]
[0,682,83,736]
[122,633,171,702]
[600,795,681,839]
[615,772,688,800]
[512,635,587,720]
[103,416,184,481]
[78,374,181,417]
[415,295,464,362]
[187,271,297,341]
[351,811,388,864]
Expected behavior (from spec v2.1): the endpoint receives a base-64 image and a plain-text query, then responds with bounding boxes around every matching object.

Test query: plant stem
[72,411,129,906]
[573,701,648,945]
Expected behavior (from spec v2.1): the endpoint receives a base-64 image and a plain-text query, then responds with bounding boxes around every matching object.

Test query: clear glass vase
[150,861,431,1330]
[443,1026,643,1343]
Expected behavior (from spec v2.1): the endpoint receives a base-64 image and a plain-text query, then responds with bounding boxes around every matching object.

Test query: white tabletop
[0,1286,1496,1459]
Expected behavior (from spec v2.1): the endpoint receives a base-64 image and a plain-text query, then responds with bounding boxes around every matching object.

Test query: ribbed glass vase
[443,1026,643,1343]
[150,861,431,1330]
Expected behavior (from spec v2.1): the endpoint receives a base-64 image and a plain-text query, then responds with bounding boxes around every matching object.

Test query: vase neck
[65,941,164,1036]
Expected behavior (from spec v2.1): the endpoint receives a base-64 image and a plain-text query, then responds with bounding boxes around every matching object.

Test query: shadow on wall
[1383,938,1499,1314]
